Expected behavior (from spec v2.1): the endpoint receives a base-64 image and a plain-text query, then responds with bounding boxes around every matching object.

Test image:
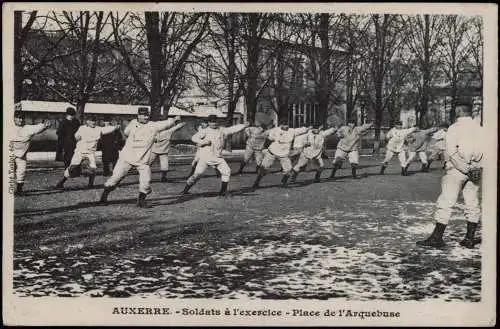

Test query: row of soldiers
[10,99,483,249]
[11,107,449,199]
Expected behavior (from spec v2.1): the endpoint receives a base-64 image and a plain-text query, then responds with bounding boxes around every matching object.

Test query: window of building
[288,102,319,127]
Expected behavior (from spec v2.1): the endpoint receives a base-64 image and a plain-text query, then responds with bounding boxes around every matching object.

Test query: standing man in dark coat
[56,107,80,168]
[99,119,124,176]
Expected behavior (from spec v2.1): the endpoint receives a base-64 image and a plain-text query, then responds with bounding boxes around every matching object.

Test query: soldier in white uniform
[330,120,373,179]
[402,126,440,175]
[251,118,310,189]
[149,121,185,182]
[237,123,269,174]
[379,121,417,175]
[186,121,208,178]
[289,123,338,184]
[55,116,120,189]
[417,99,483,249]
[181,115,248,196]
[289,124,309,166]
[472,98,482,126]
[98,107,180,207]
[426,123,449,170]
[10,111,51,196]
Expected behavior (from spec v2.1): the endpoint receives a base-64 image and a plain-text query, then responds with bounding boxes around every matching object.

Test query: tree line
[15,11,482,140]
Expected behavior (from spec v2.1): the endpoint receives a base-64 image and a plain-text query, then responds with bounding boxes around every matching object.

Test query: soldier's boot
[252,168,266,190]
[380,163,387,175]
[281,174,290,187]
[137,192,148,208]
[351,163,358,179]
[401,164,409,176]
[442,161,447,170]
[237,162,247,175]
[426,161,433,171]
[98,186,113,205]
[160,171,168,182]
[420,163,427,172]
[55,177,67,189]
[314,169,322,183]
[416,222,446,248]
[88,174,95,188]
[218,181,229,197]
[289,169,299,183]
[255,165,261,174]
[330,163,340,179]
[459,221,478,249]
[14,183,24,196]
[181,182,193,195]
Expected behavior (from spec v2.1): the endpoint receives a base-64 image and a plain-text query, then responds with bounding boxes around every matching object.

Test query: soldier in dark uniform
[56,107,80,168]
[99,120,124,176]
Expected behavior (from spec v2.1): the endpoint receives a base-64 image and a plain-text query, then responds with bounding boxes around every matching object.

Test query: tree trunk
[76,100,87,120]
[374,79,383,140]
[145,12,163,120]
[450,81,457,123]
[244,14,260,125]
[226,14,238,125]
[14,11,23,103]
[318,13,330,125]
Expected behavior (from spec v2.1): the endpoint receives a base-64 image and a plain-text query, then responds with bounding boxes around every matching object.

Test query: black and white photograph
[2,2,497,326]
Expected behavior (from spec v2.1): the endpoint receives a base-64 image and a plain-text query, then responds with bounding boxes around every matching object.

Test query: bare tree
[237,13,275,124]
[465,16,483,90]
[188,13,243,125]
[297,13,348,125]
[260,14,306,122]
[360,14,410,140]
[111,12,209,120]
[436,15,471,122]
[14,11,38,102]
[341,14,371,123]
[29,11,117,118]
[403,14,445,127]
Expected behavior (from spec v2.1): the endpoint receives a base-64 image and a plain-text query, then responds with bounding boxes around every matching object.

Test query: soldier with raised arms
[237,122,269,175]
[181,115,248,196]
[10,111,51,196]
[98,107,181,207]
[289,123,339,184]
[55,116,120,189]
[330,120,373,179]
[251,118,310,189]
[379,121,417,175]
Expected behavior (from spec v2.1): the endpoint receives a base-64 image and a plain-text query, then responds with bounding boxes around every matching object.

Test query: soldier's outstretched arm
[100,125,120,135]
[321,127,338,136]
[154,116,180,132]
[293,126,310,136]
[223,122,249,136]
[171,122,186,132]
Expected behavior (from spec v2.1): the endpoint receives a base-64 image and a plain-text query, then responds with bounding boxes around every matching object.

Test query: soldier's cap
[312,122,321,129]
[207,114,218,122]
[279,118,288,125]
[14,110,25,119]
[138,107,150,115]
[87,115,97,122]
[66,107,76,115]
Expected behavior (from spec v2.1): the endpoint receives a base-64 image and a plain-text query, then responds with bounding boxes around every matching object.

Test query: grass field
[12,155,481,300]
